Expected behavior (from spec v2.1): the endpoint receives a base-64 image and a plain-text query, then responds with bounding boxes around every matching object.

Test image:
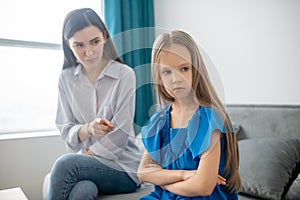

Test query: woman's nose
[85,45,94,56]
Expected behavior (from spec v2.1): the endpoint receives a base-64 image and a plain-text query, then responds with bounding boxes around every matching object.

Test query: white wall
[154,0,300,105]
[0,135,66,200]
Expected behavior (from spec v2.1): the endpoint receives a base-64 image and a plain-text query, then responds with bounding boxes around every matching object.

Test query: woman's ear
[63,40,72,55]
[64,39,71,49]
[103,30,108,41]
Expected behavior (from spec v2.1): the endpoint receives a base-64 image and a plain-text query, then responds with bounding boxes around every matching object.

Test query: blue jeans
[45,153,138,200]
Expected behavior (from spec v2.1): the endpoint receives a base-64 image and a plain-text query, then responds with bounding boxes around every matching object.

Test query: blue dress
[140,105,238,200]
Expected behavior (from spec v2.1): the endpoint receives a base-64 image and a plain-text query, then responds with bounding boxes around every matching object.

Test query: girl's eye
[162,70,171,76]
[181,66,190,72]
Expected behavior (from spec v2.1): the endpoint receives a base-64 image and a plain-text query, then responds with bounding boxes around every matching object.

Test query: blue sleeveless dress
[140,105,238,200]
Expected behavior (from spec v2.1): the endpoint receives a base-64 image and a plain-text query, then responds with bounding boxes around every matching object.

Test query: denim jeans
[45,153,138,200]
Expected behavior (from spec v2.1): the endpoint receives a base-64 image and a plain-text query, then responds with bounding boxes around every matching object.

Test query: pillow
[286,173,300,200]
[233,124,240,134]
[238,137,300,200]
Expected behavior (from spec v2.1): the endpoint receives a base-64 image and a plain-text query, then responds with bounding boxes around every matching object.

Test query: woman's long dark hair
[62,8,123,69]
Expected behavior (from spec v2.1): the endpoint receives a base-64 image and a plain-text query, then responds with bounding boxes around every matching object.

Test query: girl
[45,8,141,200]
[138,30,241,199]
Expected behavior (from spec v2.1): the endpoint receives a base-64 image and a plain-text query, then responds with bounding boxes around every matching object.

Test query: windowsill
[0,130,60,141]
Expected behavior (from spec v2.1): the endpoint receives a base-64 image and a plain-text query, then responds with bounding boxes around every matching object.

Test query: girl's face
[68,25,105,68]
[159,44,194,102]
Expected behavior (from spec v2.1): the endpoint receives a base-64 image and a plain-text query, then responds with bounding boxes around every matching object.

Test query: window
[0,0,103,134]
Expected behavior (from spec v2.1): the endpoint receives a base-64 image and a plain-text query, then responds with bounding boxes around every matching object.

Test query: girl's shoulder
[149,104,170,123]
[198,106,218,116]
[196,106,231,134]
[141,105,170,136]
[186,106,227,159]
[197,106,223,125]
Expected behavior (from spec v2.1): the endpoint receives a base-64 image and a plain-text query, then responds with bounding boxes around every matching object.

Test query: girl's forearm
[138,167,185,186]
[163,177,214,197]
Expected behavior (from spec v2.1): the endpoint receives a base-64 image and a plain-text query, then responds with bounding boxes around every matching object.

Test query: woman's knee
[68,180,98,200]
[53,154,74,171]
[51,154,79,176]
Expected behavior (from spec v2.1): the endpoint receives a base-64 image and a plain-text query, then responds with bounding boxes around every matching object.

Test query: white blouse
[55,60,141,184]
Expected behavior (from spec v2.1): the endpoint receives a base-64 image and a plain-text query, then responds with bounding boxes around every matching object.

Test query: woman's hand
[88,118,114,138]
[82,150,95,156]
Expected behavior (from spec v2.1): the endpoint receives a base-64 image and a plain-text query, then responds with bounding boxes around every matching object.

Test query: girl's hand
[217,175,226,185]
[88,118,114,137]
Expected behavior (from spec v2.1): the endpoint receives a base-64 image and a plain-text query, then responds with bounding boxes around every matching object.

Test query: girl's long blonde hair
[151,30,241,192]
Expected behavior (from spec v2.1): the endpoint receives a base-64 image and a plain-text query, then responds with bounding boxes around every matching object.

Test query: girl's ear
[158,77,162,84]
[157,75,163,85]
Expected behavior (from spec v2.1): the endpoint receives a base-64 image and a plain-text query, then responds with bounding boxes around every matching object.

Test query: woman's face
[158,44,194,102]
[68,25,105,68]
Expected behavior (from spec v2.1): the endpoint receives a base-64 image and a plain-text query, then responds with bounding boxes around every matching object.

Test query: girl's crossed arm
[138,130,225,194]
[137,150,195,186]
[162,130,222,197]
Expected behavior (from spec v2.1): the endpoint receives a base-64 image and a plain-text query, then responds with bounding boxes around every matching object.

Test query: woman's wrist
[87,122,93,136]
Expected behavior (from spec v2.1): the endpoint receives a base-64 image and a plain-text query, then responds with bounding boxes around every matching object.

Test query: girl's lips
[173,87,185,91]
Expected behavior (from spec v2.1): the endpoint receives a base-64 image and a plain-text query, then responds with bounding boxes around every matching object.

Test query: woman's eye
[73,43,83,48]
[92,39,100,45]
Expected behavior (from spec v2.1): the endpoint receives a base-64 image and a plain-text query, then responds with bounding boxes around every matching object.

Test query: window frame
[0,1,103,135]
[0,39,62,134]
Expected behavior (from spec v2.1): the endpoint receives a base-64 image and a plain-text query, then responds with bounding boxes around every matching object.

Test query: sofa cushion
[100,183,154,200]
[286,173,300,200]
[238,137,300,200]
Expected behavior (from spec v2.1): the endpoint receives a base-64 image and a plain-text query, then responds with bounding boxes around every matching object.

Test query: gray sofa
[99,105,300,200]
[228,104,300,200]
[44,104,300,200]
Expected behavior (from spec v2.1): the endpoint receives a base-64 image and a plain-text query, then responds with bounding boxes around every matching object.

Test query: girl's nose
[172,72,182,83]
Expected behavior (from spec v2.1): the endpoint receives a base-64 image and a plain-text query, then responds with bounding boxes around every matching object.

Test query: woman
[45,8,141,200]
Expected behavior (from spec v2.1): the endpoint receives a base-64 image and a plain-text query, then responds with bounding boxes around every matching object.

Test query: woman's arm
[56,74,84,152]
[137,150,195,186]
[88,66,137,159]
[78,118,115,143]
[163,130,222,197]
